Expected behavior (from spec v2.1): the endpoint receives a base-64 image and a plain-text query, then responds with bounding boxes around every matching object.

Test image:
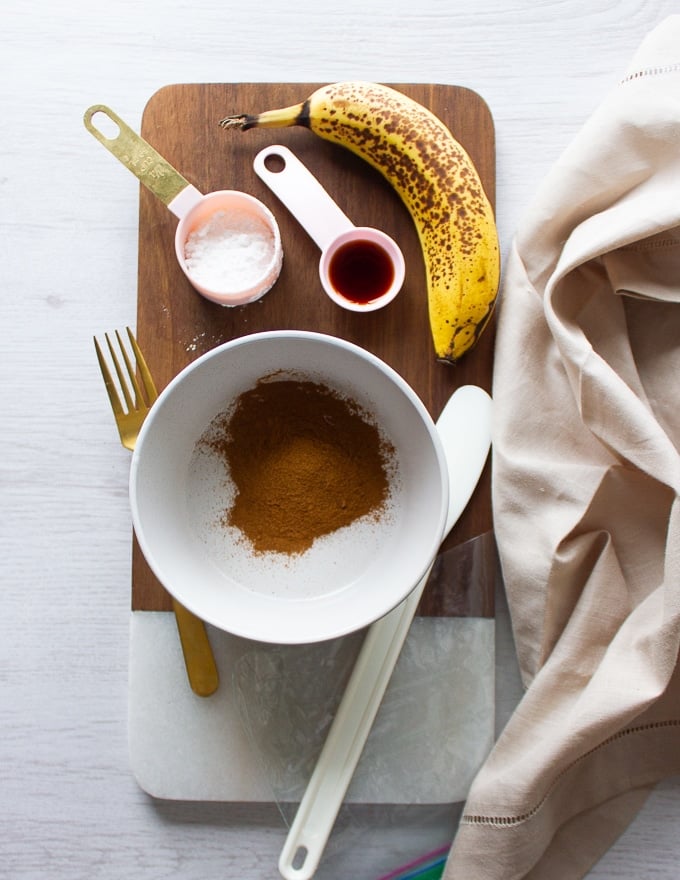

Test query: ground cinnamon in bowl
[201,378,395,555]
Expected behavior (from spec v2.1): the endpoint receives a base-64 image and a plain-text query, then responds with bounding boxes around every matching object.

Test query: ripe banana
[219,81,500,364]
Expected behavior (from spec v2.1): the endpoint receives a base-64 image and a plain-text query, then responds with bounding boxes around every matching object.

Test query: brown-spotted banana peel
[219,81,500,363]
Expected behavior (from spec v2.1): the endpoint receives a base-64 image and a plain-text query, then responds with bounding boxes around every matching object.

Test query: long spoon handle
[278,385,493,880]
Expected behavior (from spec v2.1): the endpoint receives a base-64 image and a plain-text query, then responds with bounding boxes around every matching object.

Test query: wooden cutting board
[132,82,496,618]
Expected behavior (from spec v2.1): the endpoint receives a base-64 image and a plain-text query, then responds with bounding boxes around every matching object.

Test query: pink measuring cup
[84,105,283,306]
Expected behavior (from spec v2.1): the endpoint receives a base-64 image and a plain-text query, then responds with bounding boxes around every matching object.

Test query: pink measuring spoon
[253,144,405,312]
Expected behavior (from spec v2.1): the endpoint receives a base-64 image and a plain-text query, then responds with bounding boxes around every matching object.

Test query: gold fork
[95,327,219,697]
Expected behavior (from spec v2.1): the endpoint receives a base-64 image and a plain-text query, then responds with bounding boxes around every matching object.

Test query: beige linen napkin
[445,16,680,880]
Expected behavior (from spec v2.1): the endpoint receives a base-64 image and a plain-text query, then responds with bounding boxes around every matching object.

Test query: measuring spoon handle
[253,144,354,252]
[84,104,201,217]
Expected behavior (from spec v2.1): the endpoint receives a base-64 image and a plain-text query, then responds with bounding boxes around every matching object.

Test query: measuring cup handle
[84,104,197,213]
[253,145,354,252]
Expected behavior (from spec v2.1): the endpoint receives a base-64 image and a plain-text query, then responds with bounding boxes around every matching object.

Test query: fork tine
[108,330,142,411]
[94,335,124,417]
[126,327,158,405]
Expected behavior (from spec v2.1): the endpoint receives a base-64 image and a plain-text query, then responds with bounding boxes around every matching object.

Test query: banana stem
[219,101,308,131]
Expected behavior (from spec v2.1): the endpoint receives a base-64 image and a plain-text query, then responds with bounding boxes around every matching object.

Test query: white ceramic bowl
[129,330,448,644]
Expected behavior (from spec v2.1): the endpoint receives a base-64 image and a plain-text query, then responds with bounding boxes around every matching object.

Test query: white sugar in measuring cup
[84,105,283,306]
[253,145,405,312]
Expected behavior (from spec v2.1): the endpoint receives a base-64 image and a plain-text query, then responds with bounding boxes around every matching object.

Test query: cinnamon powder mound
[201,379,395,555]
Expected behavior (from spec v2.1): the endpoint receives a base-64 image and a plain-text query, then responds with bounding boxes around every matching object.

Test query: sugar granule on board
[184,210,275,291]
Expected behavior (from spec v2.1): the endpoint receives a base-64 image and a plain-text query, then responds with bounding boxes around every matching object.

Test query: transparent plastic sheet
[233,531,500,878]
[375,845,449,880]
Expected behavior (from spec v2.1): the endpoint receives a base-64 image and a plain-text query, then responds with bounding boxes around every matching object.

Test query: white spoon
[278,384,493,880]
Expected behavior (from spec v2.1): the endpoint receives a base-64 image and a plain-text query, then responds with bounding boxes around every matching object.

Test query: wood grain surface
[132,82,497,616]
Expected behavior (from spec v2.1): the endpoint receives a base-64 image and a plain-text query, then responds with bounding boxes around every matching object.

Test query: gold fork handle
[171,600,220,697]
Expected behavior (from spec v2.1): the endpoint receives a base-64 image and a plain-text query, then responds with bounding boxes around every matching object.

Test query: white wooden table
[2,1,679,877]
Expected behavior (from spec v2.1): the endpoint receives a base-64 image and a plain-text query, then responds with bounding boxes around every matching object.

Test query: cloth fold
[445,16,680,880]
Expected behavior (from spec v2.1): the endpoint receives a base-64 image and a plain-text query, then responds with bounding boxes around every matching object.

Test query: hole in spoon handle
[253,144,354,252]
